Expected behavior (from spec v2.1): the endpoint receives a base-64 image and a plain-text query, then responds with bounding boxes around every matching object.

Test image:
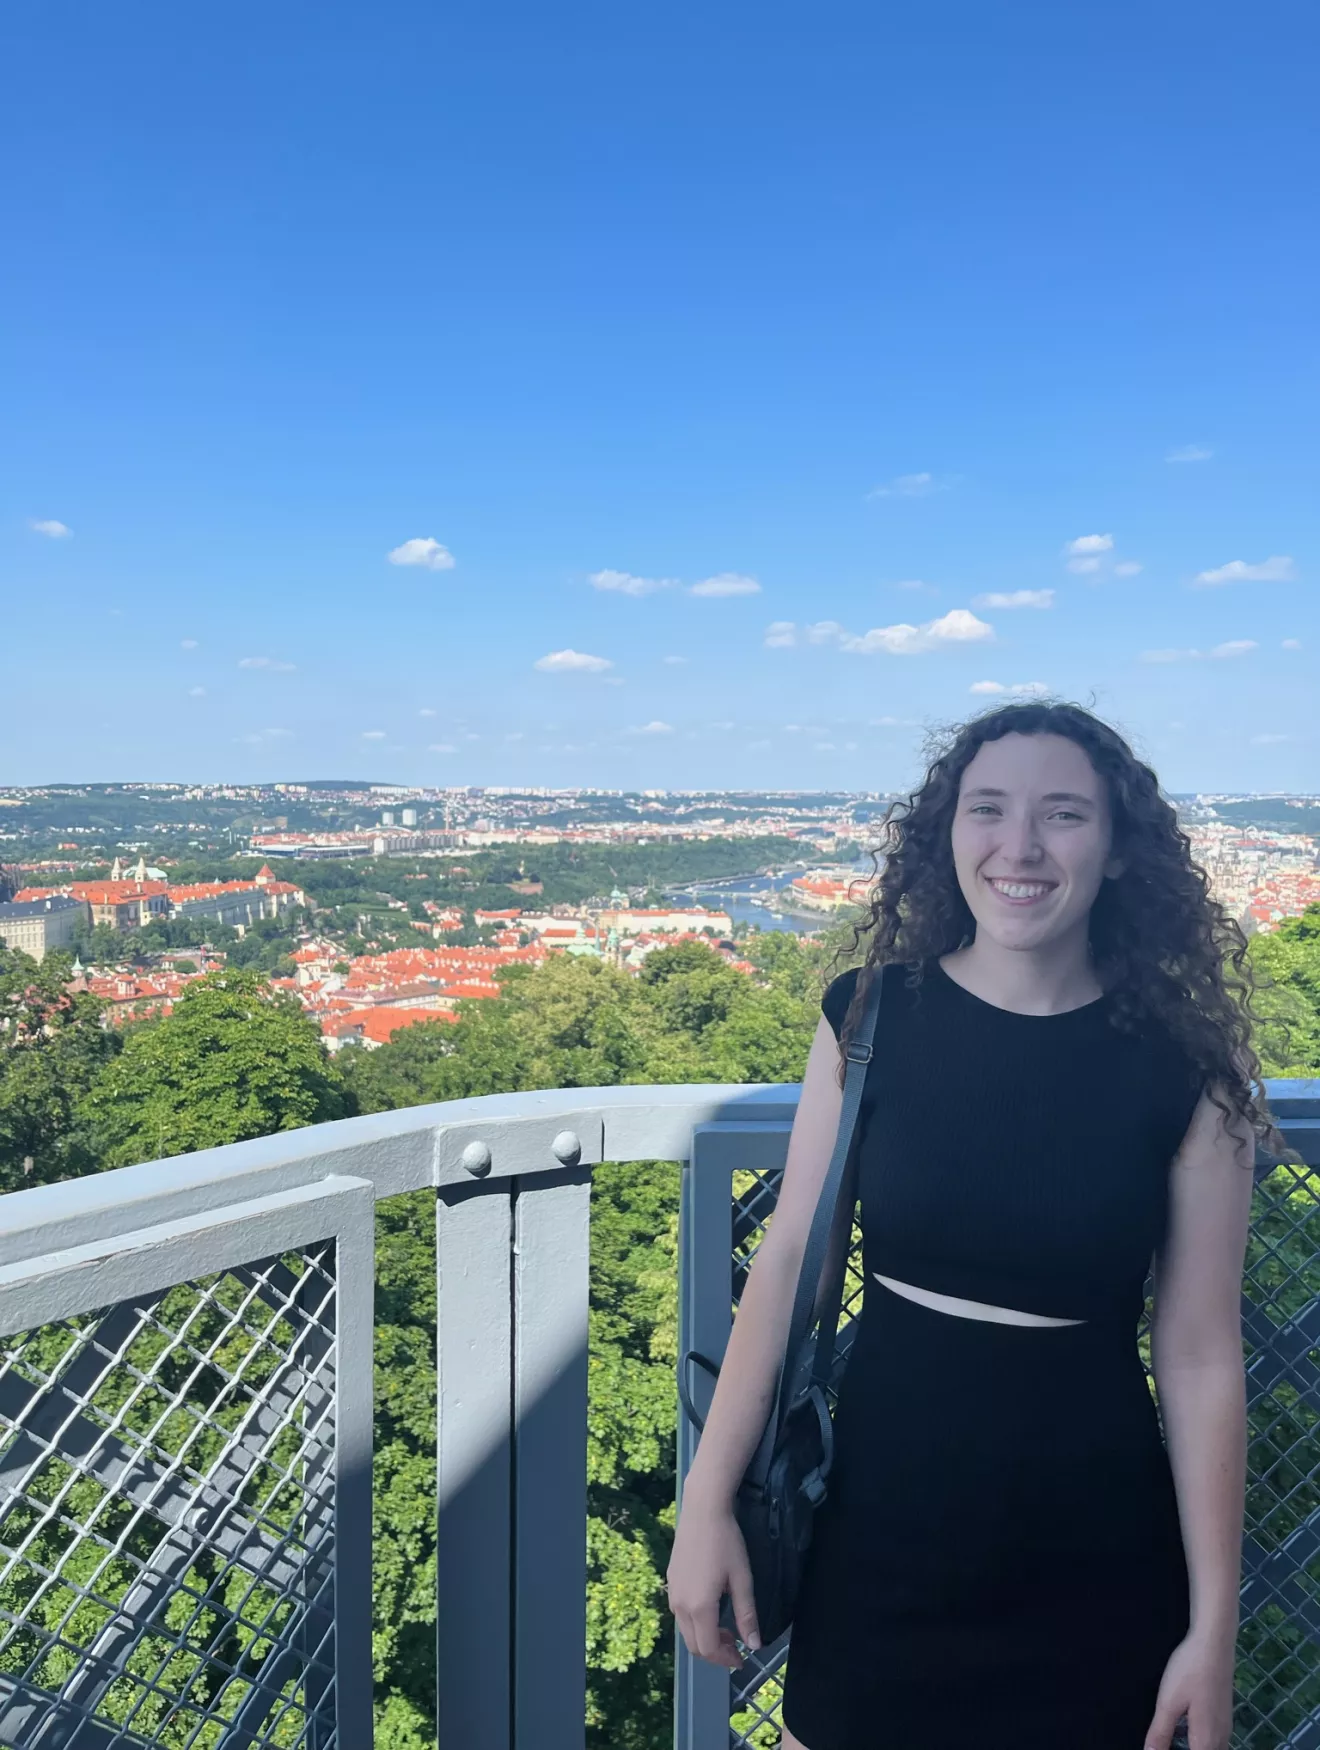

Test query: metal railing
[0,1080,1315,1750]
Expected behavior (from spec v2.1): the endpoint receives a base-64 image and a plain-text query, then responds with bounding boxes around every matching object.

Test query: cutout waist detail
[872,1272,1087,1327]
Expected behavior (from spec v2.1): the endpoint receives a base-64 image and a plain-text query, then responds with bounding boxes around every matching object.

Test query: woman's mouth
[984,876,1057,906]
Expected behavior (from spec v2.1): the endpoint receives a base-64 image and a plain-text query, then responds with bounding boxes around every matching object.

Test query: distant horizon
[5,778,1320,804]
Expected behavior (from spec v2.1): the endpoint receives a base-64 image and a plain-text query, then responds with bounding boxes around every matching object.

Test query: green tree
[80,967,352,1168]
[0,947,120,1191]
[1249,906,1320,1076]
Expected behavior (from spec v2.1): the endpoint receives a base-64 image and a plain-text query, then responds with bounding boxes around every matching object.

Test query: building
[595,903,734,938]
[787,872,869,912]
[68,880,171,931]
[0,894,89,961]
[165,867,304,930]
[322,1007,455,1052]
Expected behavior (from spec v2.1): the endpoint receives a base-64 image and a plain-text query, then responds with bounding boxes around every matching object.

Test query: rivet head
[551,1129,582,1165]
[461,1140,493,1177]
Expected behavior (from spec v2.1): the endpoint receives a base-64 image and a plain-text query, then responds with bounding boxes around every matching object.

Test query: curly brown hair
[832,699,1276,1151]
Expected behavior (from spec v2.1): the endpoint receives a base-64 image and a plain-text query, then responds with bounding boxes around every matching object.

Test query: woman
[667,701,1266,1750]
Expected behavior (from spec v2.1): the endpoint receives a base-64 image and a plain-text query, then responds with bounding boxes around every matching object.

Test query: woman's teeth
[987,878,1053,900]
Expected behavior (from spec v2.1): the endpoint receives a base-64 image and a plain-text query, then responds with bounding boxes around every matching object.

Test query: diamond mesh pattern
[0,1247,340,1750]
[724,1157,1320,1750]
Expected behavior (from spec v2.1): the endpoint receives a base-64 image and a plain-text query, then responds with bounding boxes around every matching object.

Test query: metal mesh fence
[0,1246,340,1750]
[723,1156,1320,1750]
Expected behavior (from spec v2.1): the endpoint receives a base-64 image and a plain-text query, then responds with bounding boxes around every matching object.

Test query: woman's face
[949,731,1121,954]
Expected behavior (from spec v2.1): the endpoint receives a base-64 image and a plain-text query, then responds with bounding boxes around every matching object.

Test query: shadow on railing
[0,1080,1315,1750]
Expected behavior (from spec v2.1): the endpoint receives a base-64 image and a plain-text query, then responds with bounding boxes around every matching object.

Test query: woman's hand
[666,1493,762,1670]
[1144,1626,1236,1750]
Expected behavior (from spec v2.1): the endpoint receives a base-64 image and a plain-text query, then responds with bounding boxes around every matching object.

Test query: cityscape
[3,779,1318,1050]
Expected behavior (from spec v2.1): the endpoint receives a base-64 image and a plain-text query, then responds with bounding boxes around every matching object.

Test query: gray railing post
[435,1162,592,1750]
[675,1122,791,1750]
[512,1165,593,1750]
[333,1185,377,1750]
[436,1179,515,1749]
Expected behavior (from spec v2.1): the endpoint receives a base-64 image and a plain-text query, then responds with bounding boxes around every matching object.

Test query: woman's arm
[668,1015,846,1663]
[1145,1086,1255,1748]
[680,1012,846,1514]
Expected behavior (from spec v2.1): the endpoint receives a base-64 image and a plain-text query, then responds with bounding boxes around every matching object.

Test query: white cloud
[534,648,613,672]
[972,589,1054,610]
[896,579,938,593]
[180,638,199,649]
[869,715,917,726]
[1114,561,1142,577]
[1166,445,1213,463]
[814,742,836,752]
[662,654,688,664]
[1282,638,1303,650]
[594,576,657,608]
[362,730,387,740]
[239,656,297,671]
[708,720,735,730]
[867,472,944,500]
[1066,534,1114,556]
[764,621,797,647]
[1193,556,1296,586]
[29,518,72,538]
[806,620,845,644]
[389,537,455,571]
[689,572,761,597]
[1251,733,1290,745]
[418,707,436,717]
[1139,641,1258,664]
[189,686,206,697]
[629,720,674,735]
[505,731,524,742]
[428,742,458,753]
[1068,557,1102,575]
[970,680,1050,696]
[603,675,626,685]
[236,726,293,745]
[815,607,993,656]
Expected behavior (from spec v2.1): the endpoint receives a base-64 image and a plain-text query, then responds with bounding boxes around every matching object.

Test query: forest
[0,907,1318,1745]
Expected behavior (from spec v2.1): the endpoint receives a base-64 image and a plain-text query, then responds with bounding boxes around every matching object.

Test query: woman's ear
[1103,855,1126,881]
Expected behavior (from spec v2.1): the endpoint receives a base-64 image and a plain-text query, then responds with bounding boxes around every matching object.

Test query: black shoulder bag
[677,967,882,1647]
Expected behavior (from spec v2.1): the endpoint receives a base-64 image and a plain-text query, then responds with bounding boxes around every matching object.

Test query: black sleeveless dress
[778,960,1203,1750]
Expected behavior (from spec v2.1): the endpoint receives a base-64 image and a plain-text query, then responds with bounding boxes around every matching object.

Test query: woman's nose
[1000,814,1044,862]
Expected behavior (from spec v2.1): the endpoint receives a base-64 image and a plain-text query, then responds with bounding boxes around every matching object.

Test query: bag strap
[766,964,883,1440]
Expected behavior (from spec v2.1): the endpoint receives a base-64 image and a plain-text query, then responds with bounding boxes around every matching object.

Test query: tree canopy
[0,947,121,1191]
[79,966,352,1168]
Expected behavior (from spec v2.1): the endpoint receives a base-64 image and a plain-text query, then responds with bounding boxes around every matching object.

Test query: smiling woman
[668,700,1270,1750]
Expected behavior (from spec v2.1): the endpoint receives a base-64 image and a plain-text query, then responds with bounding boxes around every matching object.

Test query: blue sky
[3,0,1316,794]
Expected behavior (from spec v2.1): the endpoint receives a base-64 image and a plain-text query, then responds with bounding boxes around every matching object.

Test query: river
[663,868,871,936]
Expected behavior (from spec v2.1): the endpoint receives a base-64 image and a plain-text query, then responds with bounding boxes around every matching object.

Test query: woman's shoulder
[820,960,913,1040]
[820,965,862,1039]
